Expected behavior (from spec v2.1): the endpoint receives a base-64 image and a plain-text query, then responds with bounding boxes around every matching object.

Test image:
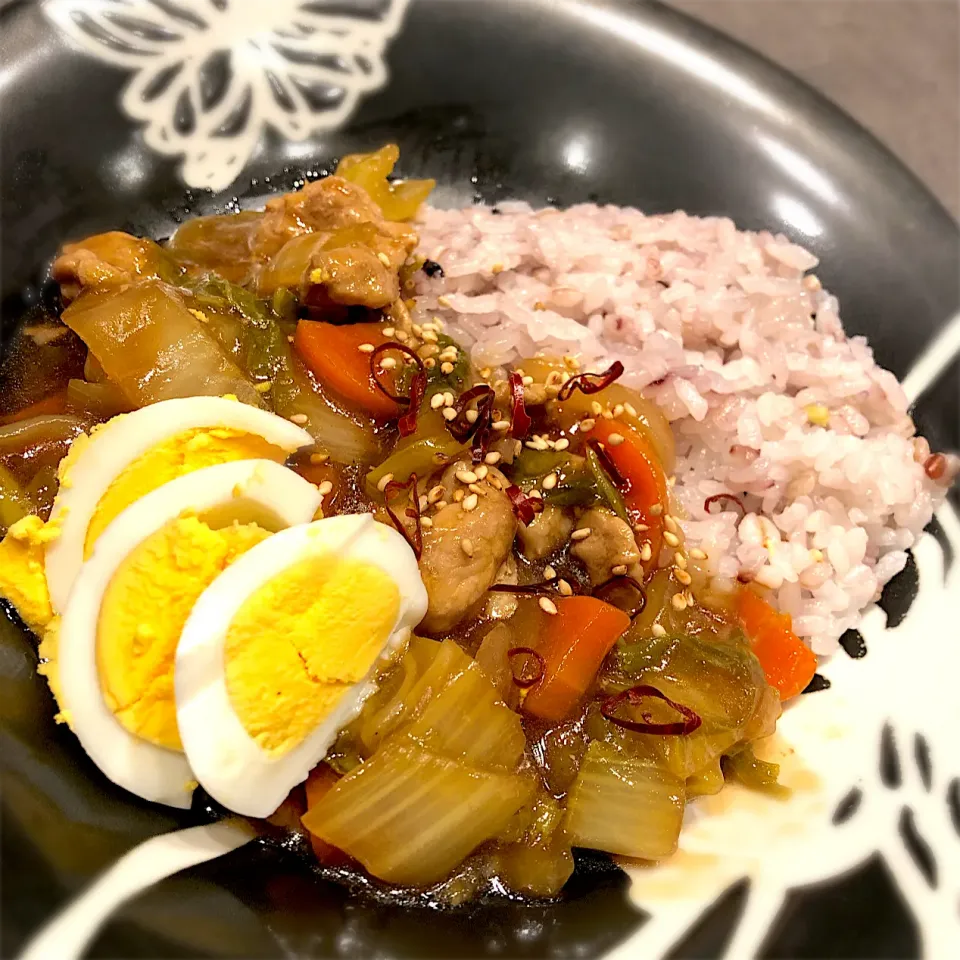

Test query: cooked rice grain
[412,203,947,653]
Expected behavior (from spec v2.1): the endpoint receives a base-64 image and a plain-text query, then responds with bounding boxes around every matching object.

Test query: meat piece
[517,503,573,561]
[417,463,518,634]
[254,175,418,308]
[570,507,642,585]
[254,176,383,259]
[52,232,172,303]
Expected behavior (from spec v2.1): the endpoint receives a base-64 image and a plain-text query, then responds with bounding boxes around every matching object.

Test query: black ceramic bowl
[2,1,958,957]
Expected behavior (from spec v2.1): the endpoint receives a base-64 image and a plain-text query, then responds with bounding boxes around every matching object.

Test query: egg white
[56,460,323,809]
[175,513,428,818]
[46,396,313,614]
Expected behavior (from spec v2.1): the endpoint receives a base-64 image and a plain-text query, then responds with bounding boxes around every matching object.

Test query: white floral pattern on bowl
[45,0,410,190]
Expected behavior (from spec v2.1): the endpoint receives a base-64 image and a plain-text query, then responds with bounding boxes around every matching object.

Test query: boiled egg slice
[175,513,428,818]
[56,459,323,809]
[45,396,313,613]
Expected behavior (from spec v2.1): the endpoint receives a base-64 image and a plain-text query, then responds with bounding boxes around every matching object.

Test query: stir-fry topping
[369,342,427,437]
[505,483,545,526]
[600,684,702,736]
[382,474,423,559]
[556,360,624,401]
[507,646,545,688]
[704,493,746,516]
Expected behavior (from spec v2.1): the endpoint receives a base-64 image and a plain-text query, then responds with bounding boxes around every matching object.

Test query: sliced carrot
[523,596,631,722]
[736,587,817,701]
[589,417,668,569]
[0,390,69,426]
[302,764,350,865]
[294,320,400,420]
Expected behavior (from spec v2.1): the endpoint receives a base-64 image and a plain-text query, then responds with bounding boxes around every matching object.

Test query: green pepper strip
[585,445,630,523]
[366,433,468,498]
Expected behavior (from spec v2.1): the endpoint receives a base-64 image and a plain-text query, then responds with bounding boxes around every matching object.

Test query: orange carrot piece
[736,587,817,701]
[589,417,668,569]
[523,596,631,722]
[294,320,400,420]
[0,390,69,426]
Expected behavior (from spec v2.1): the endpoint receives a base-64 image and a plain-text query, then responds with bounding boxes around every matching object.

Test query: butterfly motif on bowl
[44,0,410,190]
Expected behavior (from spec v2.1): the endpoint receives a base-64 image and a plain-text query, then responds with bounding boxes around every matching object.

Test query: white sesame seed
[612,564,628,576]
[571,527,592,541]
[358,343,375,354]
[461,538,474,557]
[430,393,445,410]
[377,473,394,492]
[664,514,678,533]
[309,453,328,464]
[634,523,649,532]
[412,323,423,336]
[442,407,458,421]
[539,596,558,615]
[558,579,573,597]
[428,484,444,503]
[395,330,408,342]
[453,489,464,502]
[529,489,543,499]
[590,401,603,416]
[469,483,484,495]
[480,367,492,379]
[602,410,614,420]
[493,419,511,432]
[443,391,455,407]
[379,356,397,370]
[463,493,479,512]
[435,499,448,510]
[465,408,479,423]
[663,531,680,548]
[418,495,429,511]
[484,451,502,465]
[542,472,558,490]
[424,358,436,369]
[382,326,396,337]
[522,375,534,386]
[606,432,625,446]
[650,503,663,516]
[690,547,707,560]
[420,516,434,529]
[652,623,667,638]
[289,413,308,424]
[671,593,687,611]
[579,418,595,432]
[437,295,452,308]
[675,569,692,585]
[475,465,489,480]
[422,322,439,333]
[640,542,653,562]
[254,381,272,393]
[544,565,557,580]
[624,403,638,418]
[422,330,439,344]
[287,335,295,343]
[314,480,333,497]
[456,469,478,484]
[674,552,687,569]
[613,404,624,417]
[554,438,570,451]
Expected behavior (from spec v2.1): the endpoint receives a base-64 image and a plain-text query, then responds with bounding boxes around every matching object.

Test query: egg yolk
[225,556,400,757]
[82,428,286,558]
[97,515,271,750]
[0,516,55,634]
